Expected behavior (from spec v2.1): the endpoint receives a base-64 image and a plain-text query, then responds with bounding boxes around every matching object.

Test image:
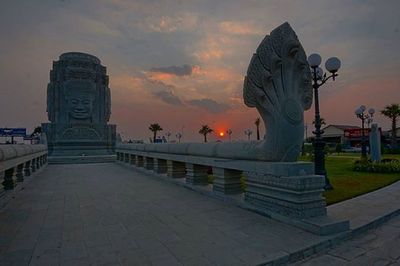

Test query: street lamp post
[176,133,182,143]
[165,132,171,142]
[308,53,341,190]
[244,129,252,141]
[355,106,375,159]
[226,129,232,142]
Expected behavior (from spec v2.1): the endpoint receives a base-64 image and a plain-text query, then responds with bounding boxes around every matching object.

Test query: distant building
[308,124,394,149]
[320,125,360,146]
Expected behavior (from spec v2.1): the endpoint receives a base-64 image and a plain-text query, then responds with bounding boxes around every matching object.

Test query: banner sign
[0,128,27,137]
[344,128,382,139]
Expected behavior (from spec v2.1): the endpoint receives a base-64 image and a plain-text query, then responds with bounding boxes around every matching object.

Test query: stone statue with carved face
[42,52,116,158]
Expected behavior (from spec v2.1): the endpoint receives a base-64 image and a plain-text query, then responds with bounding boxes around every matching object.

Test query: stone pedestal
[245,172,326,219]
[144,157,154,170]
[167,160,185,178]
[212,167,242,194]
[2,168,15,190]
[129,154,136,165]
[36,158,41,169]
[124,153,129,163]
[136,156,144,167]
[31,158,37,173]
[186,164,208,185]
[243,168,349,235]
[16,164,24,182]
[24,161,31,176]
[154,159,167,174]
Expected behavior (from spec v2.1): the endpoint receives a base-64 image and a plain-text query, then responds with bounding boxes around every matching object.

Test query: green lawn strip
[299,155,400,205]
[330,153,400,160]
[324,156,400,205]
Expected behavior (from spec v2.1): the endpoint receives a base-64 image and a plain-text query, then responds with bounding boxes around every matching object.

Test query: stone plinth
[167,160,185,178]
[186,163,208,185]
[244,169,349,235]
[245,172,327,219]
[154,159,167,174]
[136,156,144,167]
[129,154,136,165]
[213,167,242,194]
[144,157,154,170]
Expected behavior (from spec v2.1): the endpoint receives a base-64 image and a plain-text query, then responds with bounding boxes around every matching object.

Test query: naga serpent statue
[120,22,313,162]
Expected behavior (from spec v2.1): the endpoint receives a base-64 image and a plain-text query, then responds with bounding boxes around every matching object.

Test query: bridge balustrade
[116,148,245,194]
[115,144,350,235]
[0,145,48,195]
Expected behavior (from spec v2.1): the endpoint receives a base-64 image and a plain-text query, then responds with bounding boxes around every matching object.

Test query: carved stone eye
[289,47,299,57]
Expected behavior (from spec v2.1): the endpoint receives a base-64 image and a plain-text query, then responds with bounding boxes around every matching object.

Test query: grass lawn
[300,153,400,205]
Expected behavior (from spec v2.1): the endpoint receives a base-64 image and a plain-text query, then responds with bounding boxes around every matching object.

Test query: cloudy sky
[0,0,399,142]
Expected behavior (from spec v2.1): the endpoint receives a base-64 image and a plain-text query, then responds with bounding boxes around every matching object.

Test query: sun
[219,132,224,137]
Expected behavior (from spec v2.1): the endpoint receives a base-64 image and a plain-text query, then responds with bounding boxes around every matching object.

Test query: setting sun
[219,132,224,137]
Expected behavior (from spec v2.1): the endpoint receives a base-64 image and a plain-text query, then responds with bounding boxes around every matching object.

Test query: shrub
[335,143,342,154]
[382,147,400,154]
[354,159,400,173]
[324,145,331,155]
[303,143,314,155]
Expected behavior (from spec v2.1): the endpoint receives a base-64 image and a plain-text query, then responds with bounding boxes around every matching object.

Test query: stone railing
[0,144,48,193]
[116,143,349,235]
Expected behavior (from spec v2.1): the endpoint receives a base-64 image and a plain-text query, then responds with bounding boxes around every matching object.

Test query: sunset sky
[0,0,399,142]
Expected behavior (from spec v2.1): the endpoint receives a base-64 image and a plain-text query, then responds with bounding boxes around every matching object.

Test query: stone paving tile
[294,215,400,265]
[0,249,33,266]
[29,248,59,266]
[86,244,120,265]
[328,181,400,230]
[59,257,91,266]
[178,255,216,266]
[3,163,387,265]
[116,249,151,266]
[296,254,348,266]
[60,240,88,261]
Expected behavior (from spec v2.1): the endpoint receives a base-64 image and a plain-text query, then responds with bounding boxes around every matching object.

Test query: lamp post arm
[319,73,339,87]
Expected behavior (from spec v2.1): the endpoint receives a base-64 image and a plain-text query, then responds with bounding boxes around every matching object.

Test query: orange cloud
[147,72,176,82]
[193,49,224,62]
[219,21,263,35]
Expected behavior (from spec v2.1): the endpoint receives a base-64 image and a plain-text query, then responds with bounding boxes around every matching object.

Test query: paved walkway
[0,163,399,266]
[329,180,400,231]
[293,215,400,265]
[0,163,331,266]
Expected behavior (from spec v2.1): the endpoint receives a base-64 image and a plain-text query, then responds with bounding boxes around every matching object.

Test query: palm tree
[381,104,400,149]
[165,132,171,142]
[244,129,253,141]
[255,117,261,140]
[149,123,163,142]
[199,125,213,143]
